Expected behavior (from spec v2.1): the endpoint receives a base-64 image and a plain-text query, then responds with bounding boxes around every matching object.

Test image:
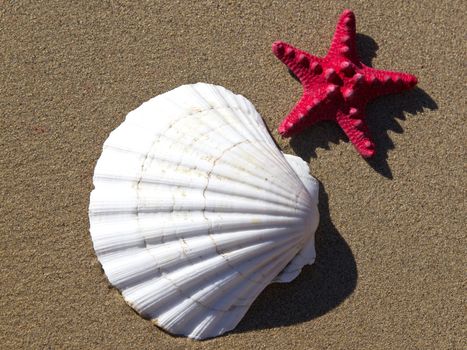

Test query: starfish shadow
[288,34,437,179]
[232,181,357,334]
[364,87,437,178]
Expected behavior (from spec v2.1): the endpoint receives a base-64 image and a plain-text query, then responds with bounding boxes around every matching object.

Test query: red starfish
[272,9,418,158]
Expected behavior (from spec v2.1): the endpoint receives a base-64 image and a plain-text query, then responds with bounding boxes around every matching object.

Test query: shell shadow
[233,181,357,333]
[288,33,437,179]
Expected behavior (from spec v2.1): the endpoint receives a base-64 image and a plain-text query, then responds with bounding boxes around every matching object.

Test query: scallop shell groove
[89,83,319,339]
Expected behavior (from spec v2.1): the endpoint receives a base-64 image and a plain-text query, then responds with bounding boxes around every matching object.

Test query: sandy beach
[1,1,464,349]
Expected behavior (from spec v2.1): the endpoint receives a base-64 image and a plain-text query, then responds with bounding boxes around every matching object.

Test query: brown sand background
[1,1,465,349]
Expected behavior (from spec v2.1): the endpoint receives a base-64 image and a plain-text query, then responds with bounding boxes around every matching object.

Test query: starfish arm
[272,41,322,84]
[362,66,418,100]
[328,9,359,62]
[277,84,340,137]
[277,94,323,137]
[336,112,375,158]
[278,101,310,137]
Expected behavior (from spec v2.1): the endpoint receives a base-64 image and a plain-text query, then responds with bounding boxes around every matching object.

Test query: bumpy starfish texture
[272,9,418,157]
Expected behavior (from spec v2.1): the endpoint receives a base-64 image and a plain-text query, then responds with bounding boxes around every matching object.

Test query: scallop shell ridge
[89,83,319,339]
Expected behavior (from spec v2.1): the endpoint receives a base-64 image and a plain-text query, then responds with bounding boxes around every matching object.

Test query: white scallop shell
[89,83,319,339]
